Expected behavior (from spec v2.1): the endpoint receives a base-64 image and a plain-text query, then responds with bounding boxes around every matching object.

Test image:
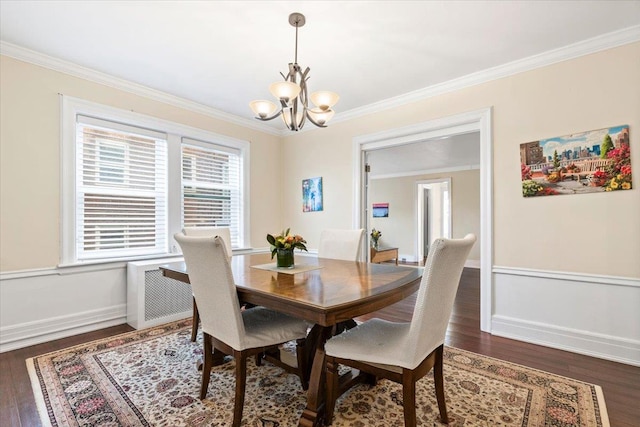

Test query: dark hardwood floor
[1,268,638,426]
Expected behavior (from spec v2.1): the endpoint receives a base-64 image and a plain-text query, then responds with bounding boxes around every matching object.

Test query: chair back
[182,226,232,259]
[174,233,245,349]
[406,234,476,367]
[318,229,365,261]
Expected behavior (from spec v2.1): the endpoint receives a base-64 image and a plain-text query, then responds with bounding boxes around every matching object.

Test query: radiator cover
[127,258,191,329]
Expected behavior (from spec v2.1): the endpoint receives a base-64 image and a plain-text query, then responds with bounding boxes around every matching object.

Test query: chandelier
[249,13,339,131]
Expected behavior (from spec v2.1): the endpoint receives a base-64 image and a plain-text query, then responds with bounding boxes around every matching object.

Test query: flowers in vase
[266,228,308,259]
[370,228,382,247]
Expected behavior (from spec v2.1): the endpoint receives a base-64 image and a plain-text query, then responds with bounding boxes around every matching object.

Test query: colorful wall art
[302,177,323,212]
[520,125,631,197]
[372,202,389,217]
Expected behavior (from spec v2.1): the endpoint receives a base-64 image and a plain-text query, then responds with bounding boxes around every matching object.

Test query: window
[62,97,249,265]
[181,139,242,247]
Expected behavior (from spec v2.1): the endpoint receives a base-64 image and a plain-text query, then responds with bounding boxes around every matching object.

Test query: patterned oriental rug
[27,319,609,426]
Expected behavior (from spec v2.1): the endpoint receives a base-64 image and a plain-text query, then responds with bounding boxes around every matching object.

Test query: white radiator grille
[127,258,191,329]
[144,270,192,322]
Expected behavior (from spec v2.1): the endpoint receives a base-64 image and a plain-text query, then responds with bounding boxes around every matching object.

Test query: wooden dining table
[160,252,422,427]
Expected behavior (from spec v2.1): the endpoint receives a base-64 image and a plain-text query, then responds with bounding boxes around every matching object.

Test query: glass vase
[276,248,295,268]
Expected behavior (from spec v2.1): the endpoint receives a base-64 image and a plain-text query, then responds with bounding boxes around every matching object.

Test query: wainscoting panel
[492,267,640,366]
[0,264,131,352]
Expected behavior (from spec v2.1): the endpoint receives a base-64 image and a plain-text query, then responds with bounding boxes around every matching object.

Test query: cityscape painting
[302,177,323,212]
[520,125,631,197]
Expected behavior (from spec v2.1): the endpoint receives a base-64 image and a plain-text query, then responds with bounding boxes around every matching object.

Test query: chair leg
[233,352,247,427]
[402,371,417,427]
[191,297,199,342]
[325,356,339,425]
[295,338,308,390]
[434,345,449,424]
[200,333,213,399]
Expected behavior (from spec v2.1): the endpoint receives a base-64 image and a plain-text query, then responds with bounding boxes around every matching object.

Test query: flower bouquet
[266,229,307,268]
[370,228,382,249]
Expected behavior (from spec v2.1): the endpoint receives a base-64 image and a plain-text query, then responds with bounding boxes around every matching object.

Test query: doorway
[352,108,493,332]
[417,178,451,264]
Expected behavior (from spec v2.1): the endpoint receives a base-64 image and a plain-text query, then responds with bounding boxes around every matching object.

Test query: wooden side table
[370,247,399,265]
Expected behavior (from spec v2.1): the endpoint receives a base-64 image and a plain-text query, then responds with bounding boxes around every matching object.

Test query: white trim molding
[3,25,638,137]
[493,266,640,288]
[0,41,280,136]
[492,267,640,366]
[333,25,640,126]
[0,305,126,353]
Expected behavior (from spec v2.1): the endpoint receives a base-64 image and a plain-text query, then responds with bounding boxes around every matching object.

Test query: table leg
[299,325,333,427]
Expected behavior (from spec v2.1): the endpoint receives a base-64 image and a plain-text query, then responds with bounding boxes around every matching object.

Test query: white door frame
[352,107,493,332]
[416,178,452,262]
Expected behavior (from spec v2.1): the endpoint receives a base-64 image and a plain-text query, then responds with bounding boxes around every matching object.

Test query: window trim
[61,96,250,266]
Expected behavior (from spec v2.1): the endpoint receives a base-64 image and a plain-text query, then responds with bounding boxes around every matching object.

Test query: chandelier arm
[254,108,284,122]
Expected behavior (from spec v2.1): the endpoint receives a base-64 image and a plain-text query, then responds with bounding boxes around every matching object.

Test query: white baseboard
[492,315,640,367]
[0,304,127,353]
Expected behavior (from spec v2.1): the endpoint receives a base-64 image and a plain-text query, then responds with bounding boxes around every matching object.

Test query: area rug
[27,319,609,426]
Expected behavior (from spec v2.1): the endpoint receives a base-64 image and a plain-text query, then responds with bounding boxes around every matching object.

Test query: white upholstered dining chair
[317,228,365,262]
[182,226,232,341]
[324,234,476,426]
[317,228,366,332]
[174,233,309,427]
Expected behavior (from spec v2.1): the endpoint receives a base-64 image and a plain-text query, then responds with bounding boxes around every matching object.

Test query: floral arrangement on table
[266,229,307,268]
[370,228,382,249]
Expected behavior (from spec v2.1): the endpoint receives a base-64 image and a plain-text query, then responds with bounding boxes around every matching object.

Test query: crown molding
[3,25,639,137]
[0,41,281,137]
[332,25,640,125]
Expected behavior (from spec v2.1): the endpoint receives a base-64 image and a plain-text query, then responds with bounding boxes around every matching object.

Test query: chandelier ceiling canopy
[249,13,339,132]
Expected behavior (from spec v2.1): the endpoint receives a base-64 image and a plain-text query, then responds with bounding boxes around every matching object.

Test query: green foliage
[522,180,543,197]
[266,229,307,259]
[600,134,613,159]
[552,150,560,169]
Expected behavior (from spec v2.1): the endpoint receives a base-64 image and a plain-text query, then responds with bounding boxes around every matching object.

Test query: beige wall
[282,42,640,278]
[0,55,282,271]
[369,170,481,262]
[2,42,639,278]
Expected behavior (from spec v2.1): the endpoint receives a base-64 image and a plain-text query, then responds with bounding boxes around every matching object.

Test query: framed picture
[520,125,631,197]
[372,203,389,218]
[302,177,323,212]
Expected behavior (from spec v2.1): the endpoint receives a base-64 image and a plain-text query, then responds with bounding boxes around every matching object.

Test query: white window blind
[181,138,242,248]
[75,115,168,260]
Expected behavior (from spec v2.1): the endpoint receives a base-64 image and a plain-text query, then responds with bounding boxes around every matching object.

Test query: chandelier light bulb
[269,81,301,102]
[308,109,335,125]
[282,110,304,129]
[249,100,277,118]
[310,91,340,111]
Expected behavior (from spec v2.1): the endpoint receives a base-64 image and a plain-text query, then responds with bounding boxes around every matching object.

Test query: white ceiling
[2,1,639,135]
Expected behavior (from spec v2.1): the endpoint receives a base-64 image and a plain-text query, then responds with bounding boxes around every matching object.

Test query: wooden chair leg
[191,297,199,342]
[295,338,308,390]
[233,352,247,427]
[200,333,213,399]
[325,356,339,425]
[434,345,449,424]
[402,371,417,427]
